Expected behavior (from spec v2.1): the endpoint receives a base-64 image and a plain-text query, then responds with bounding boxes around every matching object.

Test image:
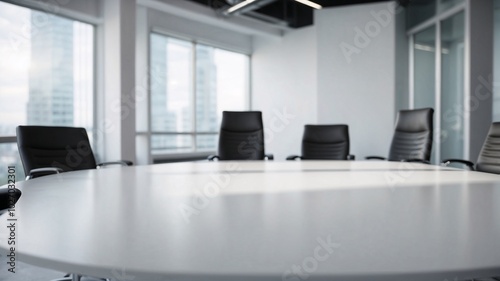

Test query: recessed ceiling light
[226,0,258,14]
[294,0,322,9]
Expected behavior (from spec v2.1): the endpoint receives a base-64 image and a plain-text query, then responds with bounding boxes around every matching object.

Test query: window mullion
[192,41,197,152]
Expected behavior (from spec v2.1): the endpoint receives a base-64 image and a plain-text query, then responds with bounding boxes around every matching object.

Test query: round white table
[1,161,500,281]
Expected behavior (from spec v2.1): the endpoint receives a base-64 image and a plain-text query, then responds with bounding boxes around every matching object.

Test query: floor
[1,253,499,281]
[0,254,105,281]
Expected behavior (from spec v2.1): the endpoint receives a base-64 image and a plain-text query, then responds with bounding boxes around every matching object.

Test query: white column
[99,0,137,163]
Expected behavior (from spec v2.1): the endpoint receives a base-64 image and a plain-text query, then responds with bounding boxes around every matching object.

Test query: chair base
[50,275,79,281]
[51,274,110,281]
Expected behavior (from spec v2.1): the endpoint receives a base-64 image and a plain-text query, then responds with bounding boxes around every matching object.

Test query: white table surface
[1,161,500,281]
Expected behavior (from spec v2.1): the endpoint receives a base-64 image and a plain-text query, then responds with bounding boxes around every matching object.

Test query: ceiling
[185,0,401,28]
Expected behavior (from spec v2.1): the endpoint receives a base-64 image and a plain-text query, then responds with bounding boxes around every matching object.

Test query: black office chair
[208,111,273,160]
[442,122,500,174]
[17,126,133,179]
[366,108,434,163]
[17,126,119,281]
[0,188,21,215]
[287,124,354,160]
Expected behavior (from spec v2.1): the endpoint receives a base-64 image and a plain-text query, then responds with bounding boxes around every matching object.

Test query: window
[150,33,249,155]
[413,26,436,162]
[0,2,95,182]
[440,12,465,161]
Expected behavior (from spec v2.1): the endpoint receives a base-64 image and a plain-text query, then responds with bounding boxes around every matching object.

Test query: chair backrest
[17,126,97,176]
[218,111,265,160]
[476,122,500,174]
[301,125,350,160]
[388,108,434,162]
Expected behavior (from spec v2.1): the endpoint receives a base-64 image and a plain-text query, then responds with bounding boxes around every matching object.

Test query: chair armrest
[207,155,220,161]
[366,156,386,160]
[286,155,301,161]
[0,188,21,213]
[121,160,134,166]
[96,160,133,168]
[265,154,274,160]
[441,159,474,170]
[0,188,22,209]
[347,154,355,160]
[27,167,63,180]
[402,159,430,164]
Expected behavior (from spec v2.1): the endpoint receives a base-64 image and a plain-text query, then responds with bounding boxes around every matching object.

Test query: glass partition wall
[412,26,437,163]
[440,12,465,162]
[408,1,465,164]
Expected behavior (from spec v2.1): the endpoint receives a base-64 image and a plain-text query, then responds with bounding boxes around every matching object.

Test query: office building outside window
[0,2,94,182]
[150,33,249,156]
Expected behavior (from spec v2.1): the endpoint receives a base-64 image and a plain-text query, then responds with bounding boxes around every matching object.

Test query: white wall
[252,27,318,160]
[251,2,401,160]
[316,2,399,159]
[395,7,409,112]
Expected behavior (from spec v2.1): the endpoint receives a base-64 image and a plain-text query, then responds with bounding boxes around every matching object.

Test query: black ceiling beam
[254,0,313,28]
[185,0,394,29]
